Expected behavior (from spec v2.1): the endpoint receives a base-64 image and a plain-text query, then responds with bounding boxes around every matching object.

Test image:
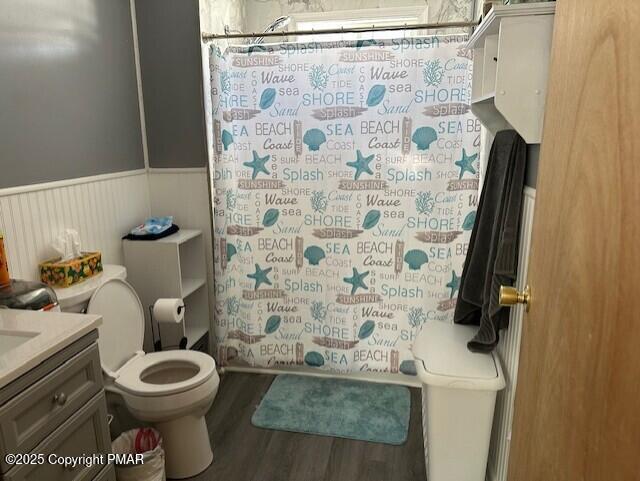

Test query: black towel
[454,130,527,352]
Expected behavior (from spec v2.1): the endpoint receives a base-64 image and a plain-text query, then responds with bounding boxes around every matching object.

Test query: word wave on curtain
[209,35,480,378]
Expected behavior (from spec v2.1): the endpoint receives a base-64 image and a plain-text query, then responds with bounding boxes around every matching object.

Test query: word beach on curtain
[209,36,480,377]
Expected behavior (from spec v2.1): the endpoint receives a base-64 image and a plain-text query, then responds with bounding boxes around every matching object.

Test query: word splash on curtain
[209,36,480,377]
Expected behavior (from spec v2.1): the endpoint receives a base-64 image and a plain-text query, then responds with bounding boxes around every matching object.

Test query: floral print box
[39,252,103,288]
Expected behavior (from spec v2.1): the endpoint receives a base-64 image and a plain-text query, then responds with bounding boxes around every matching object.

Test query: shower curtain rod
[201,20,479,41]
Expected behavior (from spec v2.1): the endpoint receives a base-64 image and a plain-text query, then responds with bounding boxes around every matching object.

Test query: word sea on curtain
[209,36,480,377]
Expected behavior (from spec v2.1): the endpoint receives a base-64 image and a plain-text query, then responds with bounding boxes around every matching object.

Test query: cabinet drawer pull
[53,392,67,406]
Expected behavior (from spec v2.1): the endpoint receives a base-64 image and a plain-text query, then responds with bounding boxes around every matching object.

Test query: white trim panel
[147,167,207,174]
[0,169,147,197]
[0,171,150,281]
[487,186,536,481]
[129,0,150,171]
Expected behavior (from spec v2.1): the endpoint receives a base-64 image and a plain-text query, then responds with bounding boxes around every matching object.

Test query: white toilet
[56,267,220,479]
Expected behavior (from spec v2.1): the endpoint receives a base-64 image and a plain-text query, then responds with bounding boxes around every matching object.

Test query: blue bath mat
[251,374,411,445]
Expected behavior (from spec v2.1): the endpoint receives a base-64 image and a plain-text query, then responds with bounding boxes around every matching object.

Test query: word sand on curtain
[209,36,480,377]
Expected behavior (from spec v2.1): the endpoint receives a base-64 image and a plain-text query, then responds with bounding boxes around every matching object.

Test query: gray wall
[135,0,207,168]
[0,0,144,188]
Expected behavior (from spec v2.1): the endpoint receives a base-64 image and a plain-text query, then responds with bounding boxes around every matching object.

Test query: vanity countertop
[0,309,102,389]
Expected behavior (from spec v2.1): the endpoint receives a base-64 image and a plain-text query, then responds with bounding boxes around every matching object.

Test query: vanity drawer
[2,393,111,481]
[0,344,103,472]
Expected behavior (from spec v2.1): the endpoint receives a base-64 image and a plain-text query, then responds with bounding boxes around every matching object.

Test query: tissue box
[39,252,103,288]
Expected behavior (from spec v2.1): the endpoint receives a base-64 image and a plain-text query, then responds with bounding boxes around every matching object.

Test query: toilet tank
[55,264,127,312]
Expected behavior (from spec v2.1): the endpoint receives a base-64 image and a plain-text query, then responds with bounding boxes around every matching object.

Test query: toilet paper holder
[149,299,188,351]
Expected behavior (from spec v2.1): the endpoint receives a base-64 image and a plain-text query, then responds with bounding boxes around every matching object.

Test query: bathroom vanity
[0,309,113,481]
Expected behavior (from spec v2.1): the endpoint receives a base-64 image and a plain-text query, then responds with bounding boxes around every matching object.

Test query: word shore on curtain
[209,36,480,377]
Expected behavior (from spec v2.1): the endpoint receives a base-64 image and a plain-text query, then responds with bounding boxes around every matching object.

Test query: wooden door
[508,1,640,480]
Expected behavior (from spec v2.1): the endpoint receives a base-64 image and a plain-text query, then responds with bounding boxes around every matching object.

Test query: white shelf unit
[467,2,555,143]
[123,229,211,352]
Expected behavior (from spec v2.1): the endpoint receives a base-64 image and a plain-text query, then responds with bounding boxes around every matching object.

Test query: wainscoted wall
[147,169,215,332]
[487,187,536,481]
[0,171,150,281]
[0,167,216,352]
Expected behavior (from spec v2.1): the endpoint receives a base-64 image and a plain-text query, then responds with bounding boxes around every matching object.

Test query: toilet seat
[115,350,216,397]
[87,278,217,397]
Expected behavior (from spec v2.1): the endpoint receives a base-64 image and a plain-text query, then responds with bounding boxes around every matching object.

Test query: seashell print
[404,249,429,270]
[358,320,375,340]
[366,84,386,107]
[259,88,277,109]
[362,210,381,229]
[303,128,327,151]
[304,351,325,367]
[304,245,326,265]
[411,127,438,150]
[226,243,237,262]
[399,360,417,376]
[262,209,279,227]
[462,211,476,231]
[221,129,234,150]
[264,315,281,334]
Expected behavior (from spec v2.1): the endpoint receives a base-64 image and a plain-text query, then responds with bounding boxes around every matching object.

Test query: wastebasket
[111,428,166,481]
[412,321,505,481]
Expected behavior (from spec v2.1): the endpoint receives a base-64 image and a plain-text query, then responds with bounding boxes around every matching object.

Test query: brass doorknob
[499,285,531,312]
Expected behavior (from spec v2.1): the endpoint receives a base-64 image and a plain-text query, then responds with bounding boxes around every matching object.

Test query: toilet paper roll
[153,298,185,324]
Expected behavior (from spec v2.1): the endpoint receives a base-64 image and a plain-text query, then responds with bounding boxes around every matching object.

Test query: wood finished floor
[184,372,425,481]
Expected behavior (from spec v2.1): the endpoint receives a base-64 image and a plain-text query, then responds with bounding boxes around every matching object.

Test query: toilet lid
[87,279,144,373]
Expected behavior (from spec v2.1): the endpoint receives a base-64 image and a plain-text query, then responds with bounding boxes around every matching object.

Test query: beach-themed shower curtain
[208,35,480,377]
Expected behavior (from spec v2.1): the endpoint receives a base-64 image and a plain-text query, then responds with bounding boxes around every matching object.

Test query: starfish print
[446,270,461,299]
[343,267,369,295]
[346,150,374,180]
[243,151,271,179]
[247,264,272,290]
[454,148,478,180]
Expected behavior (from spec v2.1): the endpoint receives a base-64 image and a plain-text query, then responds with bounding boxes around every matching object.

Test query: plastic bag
[111,428,166,481]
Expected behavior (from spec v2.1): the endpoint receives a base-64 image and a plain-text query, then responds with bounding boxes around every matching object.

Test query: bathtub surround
[209,37,479,375]
[235,0,475,34]
[454,130,526,352]
[200,0,246,47]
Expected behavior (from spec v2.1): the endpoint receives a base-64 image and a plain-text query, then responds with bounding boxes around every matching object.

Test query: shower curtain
[208,35,479,377]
